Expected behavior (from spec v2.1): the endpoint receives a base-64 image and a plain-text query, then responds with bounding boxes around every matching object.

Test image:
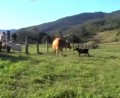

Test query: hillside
[17,12,106,33]
[15,10,120,43]
[93,29,120,43]
[36,12,105,32]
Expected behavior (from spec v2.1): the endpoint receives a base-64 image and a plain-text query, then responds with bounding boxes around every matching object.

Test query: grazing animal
[74,48,90,56]
[52,38,71,56]
[7,41,22,56]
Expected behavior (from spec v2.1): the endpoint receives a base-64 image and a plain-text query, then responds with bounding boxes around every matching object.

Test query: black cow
[74,48,90,56]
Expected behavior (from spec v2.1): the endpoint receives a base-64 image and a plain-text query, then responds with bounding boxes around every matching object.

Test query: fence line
[71,43,99,49]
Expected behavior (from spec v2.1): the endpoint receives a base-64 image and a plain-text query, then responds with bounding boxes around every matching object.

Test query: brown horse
[52,38,71,56]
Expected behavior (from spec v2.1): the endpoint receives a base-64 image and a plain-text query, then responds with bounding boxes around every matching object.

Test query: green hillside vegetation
[15,10,120,43]
[0,44,120,98]
[93,29,120,43]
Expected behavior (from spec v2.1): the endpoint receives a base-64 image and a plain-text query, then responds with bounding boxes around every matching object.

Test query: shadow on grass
[0,53,30,62]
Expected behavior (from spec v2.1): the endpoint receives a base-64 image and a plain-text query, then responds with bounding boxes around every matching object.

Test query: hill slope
[15,10,120,43]
[16,12,106,34]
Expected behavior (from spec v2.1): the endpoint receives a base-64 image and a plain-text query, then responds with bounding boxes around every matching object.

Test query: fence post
[36,41,40,54]
[81,43,83,49]
[72,42,74,49]
[46,40,48,53]
[0,41,2,52]
[7,30,11,53]
[25,36,29,54]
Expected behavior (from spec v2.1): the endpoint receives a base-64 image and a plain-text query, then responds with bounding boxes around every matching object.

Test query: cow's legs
[56,49,59,57]
[55,48,63,57]
[87,52,90,57]
[59,48,63,57]
[19,50,21,57]
[59,51,62,57]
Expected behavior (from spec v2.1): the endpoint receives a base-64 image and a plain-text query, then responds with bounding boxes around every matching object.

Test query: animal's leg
[60,48,63,57]
[59,50,63,57]
[12,50,15,54]
[87,52,90,57]
[56,49,59,57]
[53,49,56,53]
[19,50,21,57]
[64,48,67,51]
[79,53,81,56]
[59,51,62,57]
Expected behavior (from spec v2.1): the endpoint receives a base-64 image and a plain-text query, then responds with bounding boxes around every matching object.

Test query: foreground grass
[0,43,120,98]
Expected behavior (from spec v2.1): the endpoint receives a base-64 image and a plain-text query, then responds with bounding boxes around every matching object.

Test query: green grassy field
[0,43,120,98]
[94,29,120,43]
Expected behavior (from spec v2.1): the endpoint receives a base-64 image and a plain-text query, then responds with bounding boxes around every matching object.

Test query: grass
[0,43,120,98]
[94,29,120,43]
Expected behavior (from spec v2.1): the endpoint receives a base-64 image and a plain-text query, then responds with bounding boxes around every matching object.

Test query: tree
[41,35,52,44]
[38,32,47,43]
[67,35,81,43]
[12,33,17,41]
